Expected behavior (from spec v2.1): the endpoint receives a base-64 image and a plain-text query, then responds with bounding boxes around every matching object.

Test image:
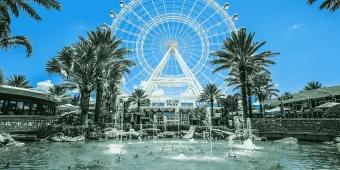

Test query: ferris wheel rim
[110,0,238,93]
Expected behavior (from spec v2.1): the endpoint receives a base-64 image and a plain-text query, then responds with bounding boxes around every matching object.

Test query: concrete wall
[251,118,340,141]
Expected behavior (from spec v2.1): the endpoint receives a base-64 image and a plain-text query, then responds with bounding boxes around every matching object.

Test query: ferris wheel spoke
[205,21,225,33]
[161,0,173,38]
[116,28,139,37]
[208,30,232,39]
[199,71,215,85]
[177,0,199,37]
[203,64,227,80]
[151,0,170,38]
[200,11,218,26]
[193,2,209,21]
[121,18,143,31]
[173,0,187,38]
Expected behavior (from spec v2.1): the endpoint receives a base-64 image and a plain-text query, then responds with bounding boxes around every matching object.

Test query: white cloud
[133,81,148,90]
[291,24,303,30]
[35,80,54,93]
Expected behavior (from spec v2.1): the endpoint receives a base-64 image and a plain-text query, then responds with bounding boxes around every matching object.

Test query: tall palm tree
[87,26,131,123]
[199,84,223,121]
[212,28,278,118]
[307,0,340,11]
[46,38,97,126]
[48,84,70,103]
[304,81,323,91]
[0,0,61,56]
[6,74,31,88]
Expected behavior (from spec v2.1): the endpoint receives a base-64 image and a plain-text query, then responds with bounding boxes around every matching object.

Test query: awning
[57,104,80,110]
[315,102,340,109]
[265,106,289,113]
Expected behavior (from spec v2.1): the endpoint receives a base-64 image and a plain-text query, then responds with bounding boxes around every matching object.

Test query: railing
[0,115,56,132]
[251,118,340,134]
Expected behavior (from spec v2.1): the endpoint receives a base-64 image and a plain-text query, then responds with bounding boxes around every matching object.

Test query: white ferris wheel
[110,0,238,99]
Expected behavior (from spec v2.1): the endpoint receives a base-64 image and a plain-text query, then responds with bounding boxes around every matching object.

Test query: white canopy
[315,102,340,109]
[57,104,80,111]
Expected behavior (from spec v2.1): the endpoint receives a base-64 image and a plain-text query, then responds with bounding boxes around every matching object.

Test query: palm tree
[304,81,323,91]
[6,74,31,88]
[0,20,32,56]
[87,26,131,123]
[129,89,149,126]
[253,73,279,115]
[307,0,340,11]
[218,95,238,126]
[280,92,294,100]
[199,84,223,122]
[212,28,278,118]
[0,0,60,56]
[46,38,98,126]
[48,84,70,103]
[0,69,4,85]
[278,92,294,117]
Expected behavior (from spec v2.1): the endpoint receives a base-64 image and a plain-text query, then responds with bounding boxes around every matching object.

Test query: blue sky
[0,0,339,94]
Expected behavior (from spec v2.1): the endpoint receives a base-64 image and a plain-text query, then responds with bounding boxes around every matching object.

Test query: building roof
[264,85,340,106]
[0,85,55,102]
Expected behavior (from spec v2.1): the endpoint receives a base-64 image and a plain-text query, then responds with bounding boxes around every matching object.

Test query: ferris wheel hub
[167,40,178,50]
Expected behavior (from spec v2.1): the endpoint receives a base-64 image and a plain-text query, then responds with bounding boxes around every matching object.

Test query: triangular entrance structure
[144,41,202,98]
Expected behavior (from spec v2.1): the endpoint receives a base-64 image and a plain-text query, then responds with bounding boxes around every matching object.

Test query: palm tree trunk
[137,101,141,125]
[210,98,214,126]
[259,102,264,118]
[240,70,248,118]
[95,77,103,123]
[80,89,91,126]
[247,84,253,118]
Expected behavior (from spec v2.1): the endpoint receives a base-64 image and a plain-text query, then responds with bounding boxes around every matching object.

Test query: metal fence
[0,115,56,132]
[251,118,340,134]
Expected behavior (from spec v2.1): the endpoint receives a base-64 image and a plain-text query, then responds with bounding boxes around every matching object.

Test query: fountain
[153,114,158,142]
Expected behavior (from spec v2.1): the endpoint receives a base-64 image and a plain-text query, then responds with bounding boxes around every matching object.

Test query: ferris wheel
[110,0,238,95]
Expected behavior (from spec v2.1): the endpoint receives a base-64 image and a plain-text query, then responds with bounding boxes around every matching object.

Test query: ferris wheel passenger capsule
[223,3,230,10]
[110,11,116,18]
[120,1,126,8]
[232,14,239,21]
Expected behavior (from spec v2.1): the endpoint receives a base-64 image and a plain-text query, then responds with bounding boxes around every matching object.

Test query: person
[4,162,10,169]
[277,162,283,167]
[134,154,138,158]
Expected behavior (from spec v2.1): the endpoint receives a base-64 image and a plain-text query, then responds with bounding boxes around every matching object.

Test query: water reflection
[0,140,339,170]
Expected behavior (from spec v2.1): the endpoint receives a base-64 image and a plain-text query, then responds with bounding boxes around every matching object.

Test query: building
[0,85,57,132]
[0,85,56,116]
[264,85,340,118]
